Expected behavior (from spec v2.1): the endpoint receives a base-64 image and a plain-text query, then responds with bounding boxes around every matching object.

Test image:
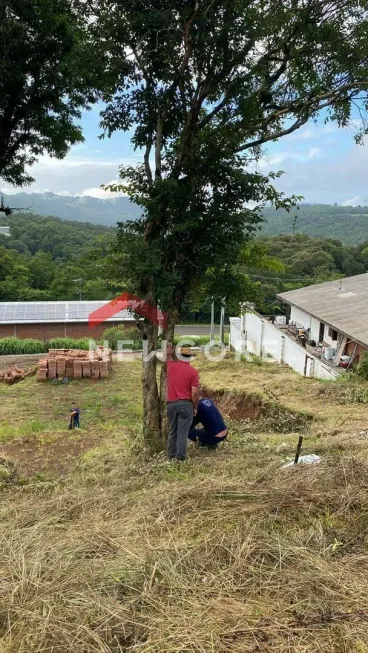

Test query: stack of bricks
[37,347,112,382]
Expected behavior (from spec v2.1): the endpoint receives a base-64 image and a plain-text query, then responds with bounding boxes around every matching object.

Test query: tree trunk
[159,312,176,443]
[141,321,161,452]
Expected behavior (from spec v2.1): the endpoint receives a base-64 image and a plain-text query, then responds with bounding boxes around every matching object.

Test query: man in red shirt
[167,346,199,461]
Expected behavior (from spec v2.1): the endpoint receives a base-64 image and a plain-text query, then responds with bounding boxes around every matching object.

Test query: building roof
[0,301,134,324]
[277,273,368,347]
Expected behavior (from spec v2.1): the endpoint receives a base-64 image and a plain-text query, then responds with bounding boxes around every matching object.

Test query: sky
[2,103,368,206]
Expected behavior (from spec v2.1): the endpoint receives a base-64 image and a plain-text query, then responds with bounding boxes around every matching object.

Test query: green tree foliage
[0,213,112,259]
[253,234,368,314]
[0,0,106,187]
[261,205,368,245]
[96,0,368,447]
[0,214,117,301]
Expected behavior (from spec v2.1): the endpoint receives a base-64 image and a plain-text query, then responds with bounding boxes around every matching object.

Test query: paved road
[175,324,229,336]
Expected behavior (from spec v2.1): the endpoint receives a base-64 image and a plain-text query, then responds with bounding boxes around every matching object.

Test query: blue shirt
[70,407,80,420]
[192,398,227,437]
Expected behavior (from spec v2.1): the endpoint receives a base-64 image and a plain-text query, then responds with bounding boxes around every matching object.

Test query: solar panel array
[0,302,133,323]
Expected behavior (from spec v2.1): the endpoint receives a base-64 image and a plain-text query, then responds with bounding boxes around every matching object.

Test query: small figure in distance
[68,402,80,430]
[188,396,228,450]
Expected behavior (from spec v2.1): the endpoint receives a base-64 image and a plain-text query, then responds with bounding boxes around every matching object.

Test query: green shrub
[173,334,229,346]
[48,337,96,351]
[0,337,45,355]
[357,352,368,380]
[102,325,142,350]
[48,337,78,350]
[73,338,91,350]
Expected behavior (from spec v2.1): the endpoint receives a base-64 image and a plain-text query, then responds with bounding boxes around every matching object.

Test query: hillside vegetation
[1,192,141,226]
[3,213,368,317]
[2,193,368,245]
[0,213,116,301]
[1,355,368,652]
[261,204,368,245]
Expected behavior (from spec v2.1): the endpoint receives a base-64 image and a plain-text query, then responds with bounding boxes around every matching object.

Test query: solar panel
[0,300,134,323]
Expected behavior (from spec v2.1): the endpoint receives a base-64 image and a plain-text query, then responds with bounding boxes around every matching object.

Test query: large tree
[0,0,106,187]
[96,0,368,450]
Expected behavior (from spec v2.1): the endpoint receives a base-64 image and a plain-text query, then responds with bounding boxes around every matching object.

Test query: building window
[328,327,338,341]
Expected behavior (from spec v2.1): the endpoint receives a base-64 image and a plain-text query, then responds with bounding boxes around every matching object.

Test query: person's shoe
[207,443,218,451]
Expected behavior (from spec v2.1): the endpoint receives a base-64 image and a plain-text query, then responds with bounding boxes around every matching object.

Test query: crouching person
[188,397,227,450]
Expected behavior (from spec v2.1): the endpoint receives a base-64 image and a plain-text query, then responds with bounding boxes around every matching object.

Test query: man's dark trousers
[188,427,226,446]
[167,400,193,460]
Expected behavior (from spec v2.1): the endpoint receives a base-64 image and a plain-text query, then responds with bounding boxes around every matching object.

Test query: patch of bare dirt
[0,433,100,477]
[202,387,312,432]
[0,354,43,373]
[202,386,264,420]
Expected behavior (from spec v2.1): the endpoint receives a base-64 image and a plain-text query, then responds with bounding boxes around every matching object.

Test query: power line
[247,273,321,281]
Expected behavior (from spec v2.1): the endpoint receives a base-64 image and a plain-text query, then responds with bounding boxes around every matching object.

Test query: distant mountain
[2,191,141,226]
[260,204,368,245]
[3,192,368,245]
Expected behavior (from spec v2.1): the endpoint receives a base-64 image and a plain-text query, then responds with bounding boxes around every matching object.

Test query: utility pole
[73,278,83,301]
[220,297,226,344]
[210,296,215,342]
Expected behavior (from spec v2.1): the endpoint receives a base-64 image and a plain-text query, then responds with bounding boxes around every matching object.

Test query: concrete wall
[290,306,311,329]
[0,320,136,341]
[323,325,339,347]
[310,316,321,343]
[229,317,242,352]
[230,311,339,380]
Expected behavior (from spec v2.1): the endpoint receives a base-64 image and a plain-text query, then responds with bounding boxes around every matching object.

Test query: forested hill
[0,212,113,260]
[3,193,368,245]
[261,204,368,245]
[1,191,141,226]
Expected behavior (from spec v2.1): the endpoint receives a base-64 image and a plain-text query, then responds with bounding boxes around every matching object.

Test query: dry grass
[1,356,368,652]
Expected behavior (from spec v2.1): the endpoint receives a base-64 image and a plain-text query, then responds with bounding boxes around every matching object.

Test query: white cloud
[342,196,363,207]
[307,147,321,158]
[258,147,322,170]
[0,153,140,197]
[1,186,21,195]
[291,128,314,141]
[76,181,127,199]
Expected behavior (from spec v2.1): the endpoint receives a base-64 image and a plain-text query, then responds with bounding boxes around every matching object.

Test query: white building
[277,273,368,364]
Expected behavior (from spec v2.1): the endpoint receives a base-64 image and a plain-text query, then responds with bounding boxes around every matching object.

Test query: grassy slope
[1,356,368,652]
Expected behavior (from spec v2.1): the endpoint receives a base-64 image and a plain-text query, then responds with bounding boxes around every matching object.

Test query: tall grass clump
[173,334,229,346]
[48,337,91,351]
[0,337,45,355]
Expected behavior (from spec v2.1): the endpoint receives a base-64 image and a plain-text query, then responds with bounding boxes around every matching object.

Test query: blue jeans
[167,400,193,460]
[68,417,80,429]
[188,428,227,446]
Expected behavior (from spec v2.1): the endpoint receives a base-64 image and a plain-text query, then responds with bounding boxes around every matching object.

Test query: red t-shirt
[167,360,199,402]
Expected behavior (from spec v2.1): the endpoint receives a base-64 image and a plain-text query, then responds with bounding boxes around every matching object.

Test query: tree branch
[155,114,163,180]
[236,81,368,152]
[144,139,153,185]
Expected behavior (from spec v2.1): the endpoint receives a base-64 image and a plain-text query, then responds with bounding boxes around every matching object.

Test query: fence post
[240,308,247,354]
[259,319,265,357]
[280,335,285,363]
